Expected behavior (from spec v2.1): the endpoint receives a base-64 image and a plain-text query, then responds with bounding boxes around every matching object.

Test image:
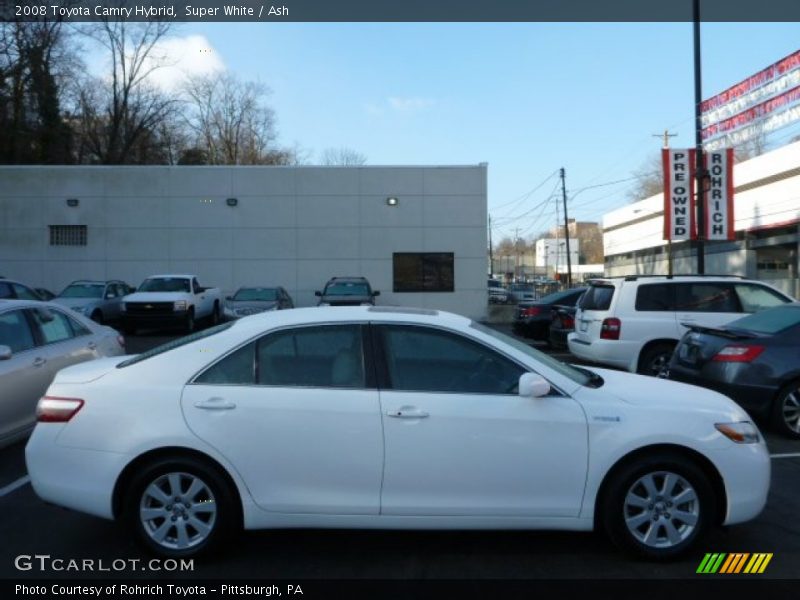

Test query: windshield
[324,282,369,296]
[726,305,800,335]
[539,288,582,304]
[139,278,191,293]
[470,321,593,387]
[117,322,234,368]
[59,284,104,299]
[233,288,279,301]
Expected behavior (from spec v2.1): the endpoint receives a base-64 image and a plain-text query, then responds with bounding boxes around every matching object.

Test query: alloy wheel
[139,472,217,551]
[782,389,800,434]
[623,471,700,549]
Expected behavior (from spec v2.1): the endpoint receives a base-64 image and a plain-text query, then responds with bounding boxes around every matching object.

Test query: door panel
[375,324,588,517]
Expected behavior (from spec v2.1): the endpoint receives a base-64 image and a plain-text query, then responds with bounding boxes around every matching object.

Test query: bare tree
[319,147,367,166]
[627,151,664,203]
[733,125,769,162]
[74,19,177,164]
[0,18,78,163]
[183,72,290,165]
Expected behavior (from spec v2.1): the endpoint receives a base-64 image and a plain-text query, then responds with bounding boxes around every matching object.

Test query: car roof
[231,305,466,334]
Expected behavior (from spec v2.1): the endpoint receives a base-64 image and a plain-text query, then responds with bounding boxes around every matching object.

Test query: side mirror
[373,290,380,297]
[35,307,54,323]
[0,345,11,360]
[106,293,116,299]
[315,291,322,297]
[518,373,551,398]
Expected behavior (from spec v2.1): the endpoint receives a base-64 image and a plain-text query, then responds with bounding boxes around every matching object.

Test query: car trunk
[672,326,759,371]
[573,283,616,343]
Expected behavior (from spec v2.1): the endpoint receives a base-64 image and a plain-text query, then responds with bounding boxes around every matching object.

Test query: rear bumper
[567,335,637,371]
[512,318,549,339]
[667,364,777,418]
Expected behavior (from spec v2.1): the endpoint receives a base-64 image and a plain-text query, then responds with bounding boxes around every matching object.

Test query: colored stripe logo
[697,553,773,574]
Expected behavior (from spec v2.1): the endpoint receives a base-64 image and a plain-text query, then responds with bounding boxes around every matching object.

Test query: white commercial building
[534,238,580,270]
[603,140,800,298]
[0,165,488,319]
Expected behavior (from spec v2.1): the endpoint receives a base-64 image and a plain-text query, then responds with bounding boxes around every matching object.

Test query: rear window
[117,322,234,368]
[726,305,800,335]
[578,285,614,311]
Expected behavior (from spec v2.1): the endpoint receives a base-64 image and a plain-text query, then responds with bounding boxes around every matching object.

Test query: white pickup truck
[120,274,223,334]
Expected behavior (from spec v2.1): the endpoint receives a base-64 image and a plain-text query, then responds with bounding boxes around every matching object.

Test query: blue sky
[166,22,799,241]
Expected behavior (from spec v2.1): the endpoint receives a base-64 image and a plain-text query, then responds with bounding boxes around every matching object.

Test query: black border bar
[3,0,800,22]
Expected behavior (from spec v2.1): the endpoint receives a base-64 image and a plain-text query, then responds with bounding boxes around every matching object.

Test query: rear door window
[675,283,740,313]
[635,284,676,311]
[0,309,36,353]
[578,285,614,311]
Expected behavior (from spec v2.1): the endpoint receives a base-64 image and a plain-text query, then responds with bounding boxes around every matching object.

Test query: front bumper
[121,310,189,328]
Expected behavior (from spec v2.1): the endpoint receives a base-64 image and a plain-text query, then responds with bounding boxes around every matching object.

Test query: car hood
[52,298,99,309]
[53,356,129,384]
[124,292,184,303]
[583,367,749,421]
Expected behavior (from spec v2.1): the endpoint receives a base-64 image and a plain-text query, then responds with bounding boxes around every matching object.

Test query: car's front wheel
[124,457,237,558]
[602,454,715,560]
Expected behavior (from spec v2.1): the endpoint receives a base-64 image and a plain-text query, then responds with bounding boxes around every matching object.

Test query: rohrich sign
[702,49,800,151]
[662,149,734,242]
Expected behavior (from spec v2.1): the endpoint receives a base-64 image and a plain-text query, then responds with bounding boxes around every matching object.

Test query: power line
[490,170,559,214]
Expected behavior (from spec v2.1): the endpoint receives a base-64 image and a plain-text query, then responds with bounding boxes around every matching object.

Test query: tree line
[0,18,366,166]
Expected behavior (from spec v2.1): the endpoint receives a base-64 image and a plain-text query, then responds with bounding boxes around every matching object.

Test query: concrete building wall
[0,165,488,319]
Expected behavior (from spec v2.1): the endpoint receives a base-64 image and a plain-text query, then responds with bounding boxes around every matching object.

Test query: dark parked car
[549,304,578,350]
[316,277,380,306]
[0,277,43,301]
[223,286,294,320]
[667,304,800,438]
[513,287,587,341]
[507,283,536,303]
[34,288,56,301]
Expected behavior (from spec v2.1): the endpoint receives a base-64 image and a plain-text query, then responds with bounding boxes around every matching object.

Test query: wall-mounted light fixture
[226,197,238,207]
[66,198,79,208]
[386,196,399,207]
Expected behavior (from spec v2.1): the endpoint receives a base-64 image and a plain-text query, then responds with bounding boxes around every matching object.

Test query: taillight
[36,397,84,423]
[600,317,621,340]
[561,314,575,329]
[521,306,541,317]
[712,345,765,363]
[117,335,126,349]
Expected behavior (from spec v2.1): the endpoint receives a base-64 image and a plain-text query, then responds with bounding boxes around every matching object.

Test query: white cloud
[387,96,436,112]
[143,35,226,91]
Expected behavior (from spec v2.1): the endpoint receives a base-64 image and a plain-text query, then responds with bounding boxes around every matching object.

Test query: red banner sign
[662,149,696,241]
[704,149,735,241]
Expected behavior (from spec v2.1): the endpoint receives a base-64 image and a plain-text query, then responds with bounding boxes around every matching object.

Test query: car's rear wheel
[124,457,236,558]
[602,454,714,560]
[772,381,800,439]
[637,343,675,377]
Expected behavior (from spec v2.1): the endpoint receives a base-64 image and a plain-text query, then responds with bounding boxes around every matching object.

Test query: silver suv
[568,275,795,376]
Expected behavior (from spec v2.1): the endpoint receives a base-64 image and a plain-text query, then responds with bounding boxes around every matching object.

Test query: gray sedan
[0,299,126,448]
[53,280,131,324]
[223,286,294,320]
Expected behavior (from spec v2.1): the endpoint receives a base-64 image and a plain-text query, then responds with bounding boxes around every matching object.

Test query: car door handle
[32,357,46,367]
[386,409,429,419]
[194,398,237,410]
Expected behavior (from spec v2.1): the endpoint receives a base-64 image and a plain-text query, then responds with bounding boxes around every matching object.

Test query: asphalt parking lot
[1,322,799,580]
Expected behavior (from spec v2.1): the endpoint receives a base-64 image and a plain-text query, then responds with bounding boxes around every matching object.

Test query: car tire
[185,309,195,334]
[122,323,137,336]
[772,381,800,439]
[210,302,220,326]
[124,456,237,559]
[601,453,714,560]
[637,343,675,377]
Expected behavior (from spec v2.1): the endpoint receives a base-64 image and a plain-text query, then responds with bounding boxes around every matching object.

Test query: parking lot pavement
[1,325,798,579]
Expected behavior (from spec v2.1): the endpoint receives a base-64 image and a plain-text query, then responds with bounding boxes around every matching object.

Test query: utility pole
[693,0,706,274]
[488,214,493,276]
[655,130,678,277]
[560,167,573,288]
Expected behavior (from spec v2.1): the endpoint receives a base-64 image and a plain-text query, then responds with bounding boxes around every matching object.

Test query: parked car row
[523,274,799,438]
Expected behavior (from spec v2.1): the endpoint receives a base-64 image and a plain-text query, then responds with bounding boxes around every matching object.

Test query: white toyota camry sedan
[26,306,770,560]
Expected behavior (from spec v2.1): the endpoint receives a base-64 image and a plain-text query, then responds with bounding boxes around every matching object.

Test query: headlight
[174,300,188,311]
[715,422,760,444]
